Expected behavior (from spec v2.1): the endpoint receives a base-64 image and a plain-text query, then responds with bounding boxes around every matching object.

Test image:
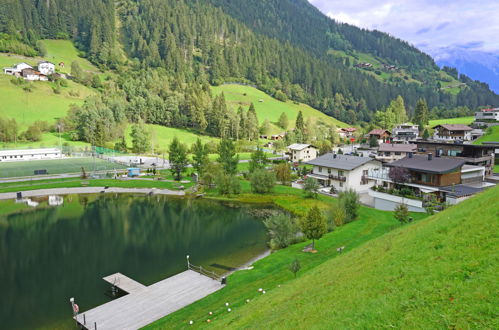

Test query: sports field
[0,157,127,178]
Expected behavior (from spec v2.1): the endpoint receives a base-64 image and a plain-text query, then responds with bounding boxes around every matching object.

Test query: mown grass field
[165,186,497,329]
[474,126,499,145]
[0,157,126,178]
[212,84,347,134]
[0,74,92,129]
[429,116,474,127]
[39,39,98,73]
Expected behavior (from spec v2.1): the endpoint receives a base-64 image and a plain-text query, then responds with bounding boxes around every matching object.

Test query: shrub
[339,189,360,223]
[394,203,409,224]
[264,214,299,250]
[250,169,275,194]
[329,204,346,229]
[274,163,292,185]
[289,259,301,278]
[215,174,241,195]
[303,177,320,198]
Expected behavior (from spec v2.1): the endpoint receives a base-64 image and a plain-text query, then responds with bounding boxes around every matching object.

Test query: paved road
[0,187,184,200]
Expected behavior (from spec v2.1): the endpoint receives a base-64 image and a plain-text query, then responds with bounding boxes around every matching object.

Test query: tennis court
[0,157,127,178]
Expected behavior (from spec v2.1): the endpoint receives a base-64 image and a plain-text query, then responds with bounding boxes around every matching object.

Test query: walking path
[0,187,184,200]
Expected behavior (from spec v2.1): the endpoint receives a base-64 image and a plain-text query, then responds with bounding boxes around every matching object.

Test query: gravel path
[0,187,184,200]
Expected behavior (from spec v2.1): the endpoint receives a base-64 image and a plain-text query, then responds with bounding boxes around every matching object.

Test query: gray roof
[378,143,417,153]
[288,143,315,151]
[305,153,376,170]
[440,184,483,197]
[386,155,465,174]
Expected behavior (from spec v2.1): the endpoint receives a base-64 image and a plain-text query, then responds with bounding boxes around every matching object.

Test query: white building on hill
[38,61,55,75]
[305,153,381,193]
[0,148,63,162]
[287,144,318,162]
[3,62,33,76]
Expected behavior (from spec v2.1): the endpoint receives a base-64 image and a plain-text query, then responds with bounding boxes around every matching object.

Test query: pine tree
[246,103,259,140]
[192,138,209,175]
[217,138,239,175]
[299,206,327,249]
[169,137,188,181]
[414,98,429,131]
[249,147,268,173]
[131,120,150,154]
[295,110,304,132]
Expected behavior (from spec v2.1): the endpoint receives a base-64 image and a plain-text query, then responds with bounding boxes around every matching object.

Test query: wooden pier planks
[75,270,223,330]
[102,273,146,294]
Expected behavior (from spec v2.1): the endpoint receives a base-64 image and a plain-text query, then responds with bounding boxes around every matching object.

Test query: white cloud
[308,0,499,56]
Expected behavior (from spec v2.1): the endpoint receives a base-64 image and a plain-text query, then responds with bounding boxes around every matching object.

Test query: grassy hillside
[474,126,499,145]
[212,84,348,133]
[197,186,499,329]
[147,184,429,329]
[429,116,474,127]
[40,39,98,73]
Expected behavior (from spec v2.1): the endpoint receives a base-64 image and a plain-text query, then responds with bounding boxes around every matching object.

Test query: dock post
[186,255,190,270]
[94,322,97,330]
[83,314,86,325]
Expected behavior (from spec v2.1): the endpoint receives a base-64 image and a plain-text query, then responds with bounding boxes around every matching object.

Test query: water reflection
[0,194,268,329]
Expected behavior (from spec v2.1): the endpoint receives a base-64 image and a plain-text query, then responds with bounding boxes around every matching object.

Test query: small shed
[127,168,141,177]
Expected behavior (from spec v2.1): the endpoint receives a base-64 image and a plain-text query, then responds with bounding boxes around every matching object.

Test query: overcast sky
[308,0,499,58]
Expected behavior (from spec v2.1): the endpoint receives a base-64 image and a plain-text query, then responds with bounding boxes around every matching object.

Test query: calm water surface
[0,194,269,329]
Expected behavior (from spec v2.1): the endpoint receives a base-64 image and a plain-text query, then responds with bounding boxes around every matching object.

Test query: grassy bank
[428,116,474,127]
[147,186,428,329]
[180,185,499,329]
[474,126,499,145]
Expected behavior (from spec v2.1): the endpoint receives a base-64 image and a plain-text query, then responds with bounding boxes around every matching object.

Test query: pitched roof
[305,153,376,170]
[341,127,357,132]
[378,143,416,153]
[386,155,465,174]
[288,143,315,151]
[368,129,391,135]
[433,124,472,131]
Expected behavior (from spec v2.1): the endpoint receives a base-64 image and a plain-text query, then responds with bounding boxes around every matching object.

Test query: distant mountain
[434,48,499,94]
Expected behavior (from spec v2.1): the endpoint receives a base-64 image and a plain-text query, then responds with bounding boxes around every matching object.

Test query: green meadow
[212,84,348,133]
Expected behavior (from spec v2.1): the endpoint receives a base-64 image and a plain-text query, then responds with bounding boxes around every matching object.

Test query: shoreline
[0,186,185,200]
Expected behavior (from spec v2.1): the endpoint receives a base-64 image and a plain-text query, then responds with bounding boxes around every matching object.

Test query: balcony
[328,174,346,182]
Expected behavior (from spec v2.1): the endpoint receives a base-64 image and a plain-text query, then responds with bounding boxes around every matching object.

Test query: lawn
[147,185,428,329]
[212,84,347,134]
[0,74,92,129]
[203,185,499,329]
[40,39,98,73]
[474,126,499,144]
[429,116,474,127]
[0,157,126,178]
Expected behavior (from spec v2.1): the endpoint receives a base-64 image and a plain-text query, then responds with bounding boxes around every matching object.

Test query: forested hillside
[0,0,498,128]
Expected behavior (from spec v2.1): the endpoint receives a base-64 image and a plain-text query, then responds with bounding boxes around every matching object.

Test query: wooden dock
[75,270,224,330]
[103,273,146,294]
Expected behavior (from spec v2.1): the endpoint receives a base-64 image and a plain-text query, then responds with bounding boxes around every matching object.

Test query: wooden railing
[188,263,220,281]
[328,174,346,182]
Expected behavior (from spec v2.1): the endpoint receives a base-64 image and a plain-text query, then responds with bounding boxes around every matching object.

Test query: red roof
[342,127,357,132]
[368,129,391,136]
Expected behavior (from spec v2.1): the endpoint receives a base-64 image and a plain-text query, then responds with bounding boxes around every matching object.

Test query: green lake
[0,194,269,329]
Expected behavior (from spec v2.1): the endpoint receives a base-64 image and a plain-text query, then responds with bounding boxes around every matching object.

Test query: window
[319,166,322,173]
[363,170,368,176]
[327,168,331,174]
[385,152,390,156]
[338,170,344,176]
[339,182,343,187]
[395,152,401,155]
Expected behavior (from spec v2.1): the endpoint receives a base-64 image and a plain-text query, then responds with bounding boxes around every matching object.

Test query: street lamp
[186,255,190,269]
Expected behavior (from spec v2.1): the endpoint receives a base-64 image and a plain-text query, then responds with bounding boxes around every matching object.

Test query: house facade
[432,124,473,142]
[0,148,63,162]
[367,153,487,212]
[392,123,419,143]
[413,141,495,176]
[38,61,55,75]
[475,108,499,122]
[305,154,381,193]
[376,143,417,163]
[367,129,391,144]
[287,144,318,162]
[3,62,32,76]
[338,127,357,139]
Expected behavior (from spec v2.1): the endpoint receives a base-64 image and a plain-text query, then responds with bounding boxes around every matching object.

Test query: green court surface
[0,157,126,178]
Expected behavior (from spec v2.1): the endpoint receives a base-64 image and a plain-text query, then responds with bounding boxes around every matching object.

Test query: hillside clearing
[40,39,98,73]
[429,116,474,126]
[474,126,499,144]
[212,84,347,132]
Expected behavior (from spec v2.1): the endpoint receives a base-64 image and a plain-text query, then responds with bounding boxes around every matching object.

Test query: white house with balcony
[305,153,381,193]
[475,108,499,122]
[3,62,32,76]
[287,144,318,162]
[432,124,473,142]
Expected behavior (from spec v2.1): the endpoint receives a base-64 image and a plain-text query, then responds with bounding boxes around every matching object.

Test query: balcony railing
[328,174,346,182]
